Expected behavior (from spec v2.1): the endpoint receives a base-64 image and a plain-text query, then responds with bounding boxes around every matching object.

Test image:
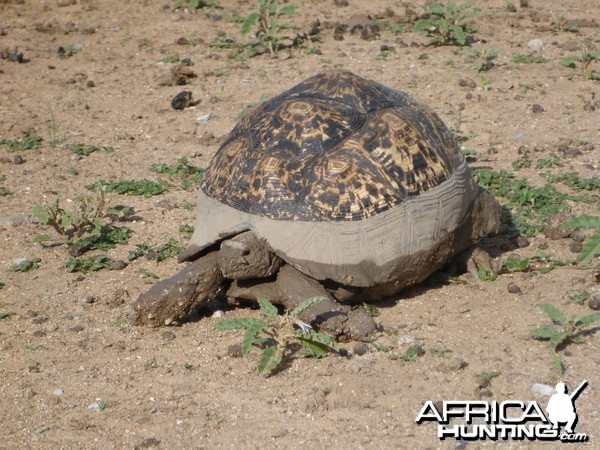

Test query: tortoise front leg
[131,252,223,327]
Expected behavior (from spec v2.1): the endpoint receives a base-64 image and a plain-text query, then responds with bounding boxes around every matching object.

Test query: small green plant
[160,55,180,63]
[569,292,589,305]
[413,1,480,46]
[230,0,299,55]
[0,175,11,196]
[542,172,600,191]
[390,346,422,362]
[512,54,549,64]
[531,303,600,373]
[476,371,500,381]
[128,239,182,262]
[534,154,561,169]
[560,43,600,80]
[362,303,380,317]
[86,179,168,197]
[33,192,132,255]
[477,268,497,281]
[562,215,600,266]
[0,311,16,319]
[11,258,41,272]
[139,268,159,279]
[149,157,204,191]
[511,156,531,170]
[179,224,194,239]
[475,168,594,236]
[503,255,530,272]
[66,255,115,273]
[465,47,498,72]
[215,297,339,375]
[1,129,42,152]
[530,249,567,274]
[68,144,114,157]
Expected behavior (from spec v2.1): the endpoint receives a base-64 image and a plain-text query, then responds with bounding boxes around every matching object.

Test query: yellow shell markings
[201,71,460,222]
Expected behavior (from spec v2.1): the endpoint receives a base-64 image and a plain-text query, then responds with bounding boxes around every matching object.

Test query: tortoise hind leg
[228,264,377,340]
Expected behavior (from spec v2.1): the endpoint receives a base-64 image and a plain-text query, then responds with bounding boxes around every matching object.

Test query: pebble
[353,342,369,356]
[53,389,64,396]
[507,282,522,294]
[212,310,224,318]
[13,257,27,266]
[80,295,95,304]
[111,260,128,270]
[12,155,24,164]
[569,240,583,253]
[531,104,544,113]
[531,383,555,396]
[161,331,175,341]
[589,294,600,311]
[196,113,211,122]
[70,325,84,333]
[227,343,242,358]
[138,437,161,448]
[527,39,544,51]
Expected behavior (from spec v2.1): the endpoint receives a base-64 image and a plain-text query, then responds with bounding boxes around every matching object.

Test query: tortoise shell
[182,71,488,287]
[202,70,462,221]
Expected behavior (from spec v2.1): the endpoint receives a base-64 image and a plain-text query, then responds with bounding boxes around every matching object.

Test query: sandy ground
[1,0,599,448]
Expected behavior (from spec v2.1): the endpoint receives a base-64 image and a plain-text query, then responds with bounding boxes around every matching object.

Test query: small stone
[333,0,349,6]
[80,295,95,304]
[161,331,175,341]
[12,155,24,165]
[196,113,211,122]
[507,282,522,294]
[26,310,38,318]
[569,240,583,253]
[582,143,595,152]
[86,80,95,88]
[111,260,128,270]
[531,104,544,113]
[138,437,161,448]
[505,2,517,12]
[527,39,544,51]
[70,325,84,333]
[53,389,64,396]
[212,310,224,318]
[589,294,600,310]
[31,316,49,325]
[516,235,530,248]
[171,91,199,110]
[353,342,369,356]
[532,383,555,396]
[33,330,45,337]
[28,361,41,373]
[227,343,242,358]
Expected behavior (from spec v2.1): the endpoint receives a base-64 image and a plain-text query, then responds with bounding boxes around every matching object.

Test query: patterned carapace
[202,71,464,221]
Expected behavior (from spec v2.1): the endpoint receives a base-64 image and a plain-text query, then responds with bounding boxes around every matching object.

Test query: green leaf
[241,12,259,35]
[297,329,339,352]
[560,56,578,68]
[257,345,283,374]
[362,302,380,317]
[453,25,466,45]
[258,298,278,318]
[562,215,600,229]
[578,229,600,266]
[289,296,327,317]
[32,204,49,224]
[241,321,266,356]
[575,312,600,329]
[214,317,267,330]
[531,327,560,339]
[297,339,330,358]
[552,351,565,374]
[0,312,16,319]
[33,234,54,245]
[503,256,529,272]
[539,303,568,325]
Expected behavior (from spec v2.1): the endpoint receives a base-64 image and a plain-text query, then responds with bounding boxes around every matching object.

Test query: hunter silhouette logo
[416,380,589,442]
[546,380,587,434]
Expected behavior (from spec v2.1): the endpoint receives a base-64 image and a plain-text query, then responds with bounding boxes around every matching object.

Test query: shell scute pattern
[201,71,463,221]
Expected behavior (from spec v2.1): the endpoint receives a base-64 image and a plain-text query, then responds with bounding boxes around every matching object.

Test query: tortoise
[132,70,500,338]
